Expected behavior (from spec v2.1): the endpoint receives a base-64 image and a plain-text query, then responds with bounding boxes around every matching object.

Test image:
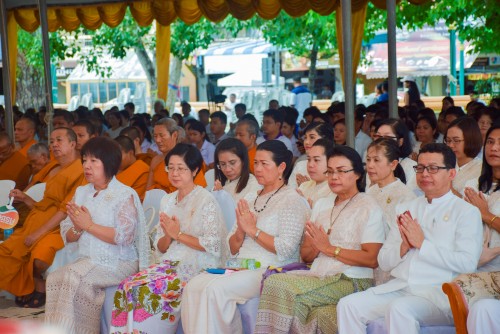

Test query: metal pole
[449,30,457,95]
[37,0,54,135]
[386,0,398,118]
[0,1,14,139]
[459,39,465,95]
[274,47,280,97]
[341,0,354,148]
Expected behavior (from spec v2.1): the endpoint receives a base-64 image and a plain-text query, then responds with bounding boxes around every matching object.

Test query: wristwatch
[254,229,262,241]
[333,246,342,258]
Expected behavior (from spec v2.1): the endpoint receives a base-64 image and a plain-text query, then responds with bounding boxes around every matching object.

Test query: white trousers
[467,299,500,334]
[337,288,453,334]
[181,269,264,334]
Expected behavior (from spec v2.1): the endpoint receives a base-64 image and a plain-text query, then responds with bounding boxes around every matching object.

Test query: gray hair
[27,142,50,157]
[236,119,258,137]
[154,117,184,144]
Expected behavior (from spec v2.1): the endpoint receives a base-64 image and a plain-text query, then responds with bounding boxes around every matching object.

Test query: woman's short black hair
[445,117,482,159]
[81,137,122,180]
[416,116,439,140]
[327,145,365,192]
[188,120,207,135]
[165,143,203,177]
[304,122,334,141]
[214,138,250,194]
[256,140,293,182]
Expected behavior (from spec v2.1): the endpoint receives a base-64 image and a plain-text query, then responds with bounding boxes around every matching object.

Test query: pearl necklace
[253,183,285,213]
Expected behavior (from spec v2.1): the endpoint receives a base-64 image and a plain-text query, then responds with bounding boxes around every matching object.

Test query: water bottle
[226,258,261,270]
[3,228,14,240]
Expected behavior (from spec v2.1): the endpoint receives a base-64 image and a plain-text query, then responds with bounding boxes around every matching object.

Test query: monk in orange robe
[115,135,149,201]
[0,128,84,307]
[234,119,258,174]
[146,118,207,193]
[26,143,52,181]
[0,132,31,190]
[119,126,154,166]
[15,117,37,158]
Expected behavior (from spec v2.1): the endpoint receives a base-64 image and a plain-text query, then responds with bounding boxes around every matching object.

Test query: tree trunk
[16,53,46,111]
[134,43,157,94]
[308,45,318,95]
[165,56,182,114]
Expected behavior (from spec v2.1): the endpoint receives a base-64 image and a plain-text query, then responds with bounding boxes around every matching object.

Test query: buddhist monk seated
[0,132,31,190]
[1,128,84,308]
[115,135,149,201]
[14,117,37,158]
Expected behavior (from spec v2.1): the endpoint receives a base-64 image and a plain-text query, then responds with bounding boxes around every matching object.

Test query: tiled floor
[0,296,45,320]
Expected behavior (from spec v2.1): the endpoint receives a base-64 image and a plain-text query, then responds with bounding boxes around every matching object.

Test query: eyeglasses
[373,134,398,140]
[444,138,465,145]
[413,165,449,174]
[165,166,190,174]
[324,169,354,177]
[217,160,240,170]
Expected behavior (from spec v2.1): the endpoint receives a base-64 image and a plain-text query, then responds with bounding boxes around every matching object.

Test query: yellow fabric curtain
[335,4,368,91]
[156,23,171,102]
[7,13,17,104]
[6,0,431,106]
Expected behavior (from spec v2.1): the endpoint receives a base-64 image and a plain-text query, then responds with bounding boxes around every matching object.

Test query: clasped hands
[159,212,181,240]
[235,199,258,238]
[305,221,331,254]
[67,202,93,232]
[398,211,424,255]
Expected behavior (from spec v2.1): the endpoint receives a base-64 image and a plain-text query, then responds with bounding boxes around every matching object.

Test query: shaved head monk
[115,135,149,201]
[0,132,31,190]
[14,117,37,157]
[1,127,84,308]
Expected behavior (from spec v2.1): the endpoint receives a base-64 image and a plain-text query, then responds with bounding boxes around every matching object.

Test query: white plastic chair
[0,180,15,206]
[67,95,80,111]
[211,190,237,232]
[25,183,46,202]
[204,169,215,191]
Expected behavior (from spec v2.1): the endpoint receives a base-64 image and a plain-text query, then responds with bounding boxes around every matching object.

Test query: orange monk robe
[248,145,257,174]
[0,158,84,296]
[116,160,149,201]
[17,138,37,158]
[148,160,207,193]
[0,151,31,190]
[136,152,154,166]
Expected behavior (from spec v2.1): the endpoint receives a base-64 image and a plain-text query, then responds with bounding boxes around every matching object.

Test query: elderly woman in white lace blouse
[255,145,386,334]
[110,143,227,334]
[45,137,149,334]
[181,140,311,333]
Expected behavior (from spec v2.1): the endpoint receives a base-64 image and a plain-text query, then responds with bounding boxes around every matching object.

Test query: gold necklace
[327,192,359,235]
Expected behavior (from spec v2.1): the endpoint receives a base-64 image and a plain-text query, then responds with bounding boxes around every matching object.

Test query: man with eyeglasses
[338,143,483,334]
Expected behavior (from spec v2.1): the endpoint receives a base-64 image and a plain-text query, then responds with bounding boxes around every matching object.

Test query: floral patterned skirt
[110,260,188,334]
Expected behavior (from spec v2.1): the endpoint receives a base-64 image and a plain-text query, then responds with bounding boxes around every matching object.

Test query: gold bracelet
[177,231,183,240]
[491,216,498,226]
[333,246,342,258]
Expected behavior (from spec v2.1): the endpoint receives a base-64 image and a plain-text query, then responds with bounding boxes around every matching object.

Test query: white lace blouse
[367,179,416,235]
[61,177,149,270]
[222,173,261,203]
[288,160,308,189]
[454,158,482,195]
[228,186,311,268]
[307,193,386,279]
[155,186,227,279]
[298,180,332,208]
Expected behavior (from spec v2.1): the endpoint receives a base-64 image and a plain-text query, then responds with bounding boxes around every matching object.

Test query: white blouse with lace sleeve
[228,186,311,268]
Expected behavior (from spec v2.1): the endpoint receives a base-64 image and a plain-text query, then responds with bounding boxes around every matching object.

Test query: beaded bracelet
[71,226,83,236]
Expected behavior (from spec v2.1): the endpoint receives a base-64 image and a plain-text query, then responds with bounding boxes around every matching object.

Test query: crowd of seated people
[0,96,499,333]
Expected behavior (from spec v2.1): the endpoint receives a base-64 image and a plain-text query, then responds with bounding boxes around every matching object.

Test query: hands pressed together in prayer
[305,221,331,254]
[159,212,181,240]
[67,202,93,232]
[235,199,258,238]
[464,187,490,218]
[398,211,424,257]
[296,173,310,187]
[213,179,223,191]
